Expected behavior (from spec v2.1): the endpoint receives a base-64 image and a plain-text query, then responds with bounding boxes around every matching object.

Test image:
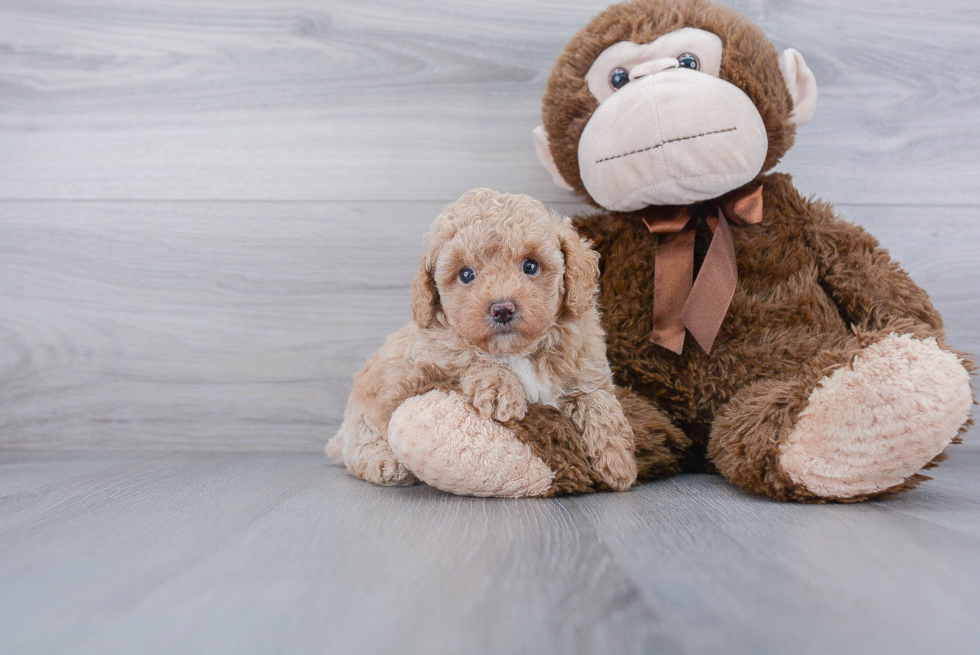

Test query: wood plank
[0,452,673,655]
[0,200,432,451]
[1,451,977,654]
[0,452,328,654]
[0,451,165,521]
[1,200,975,451]
[1,0,978,204]
[569,449,980,654]
[886,445,980,542]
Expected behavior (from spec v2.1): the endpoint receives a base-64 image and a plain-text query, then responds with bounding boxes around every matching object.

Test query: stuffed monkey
[375,0,974,501]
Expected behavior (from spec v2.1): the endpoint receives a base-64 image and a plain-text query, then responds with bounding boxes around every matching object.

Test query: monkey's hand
[461,364,528,423]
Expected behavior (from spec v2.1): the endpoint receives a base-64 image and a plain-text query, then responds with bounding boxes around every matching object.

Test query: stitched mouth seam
[595,127,738,164]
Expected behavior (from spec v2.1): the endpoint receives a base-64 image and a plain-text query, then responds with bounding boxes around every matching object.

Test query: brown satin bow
[641,184,764,355]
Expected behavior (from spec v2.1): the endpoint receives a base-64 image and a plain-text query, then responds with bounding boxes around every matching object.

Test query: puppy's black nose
[490,301,516,324]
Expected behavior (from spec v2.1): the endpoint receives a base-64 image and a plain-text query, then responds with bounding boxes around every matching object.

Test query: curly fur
[328,188,637,491]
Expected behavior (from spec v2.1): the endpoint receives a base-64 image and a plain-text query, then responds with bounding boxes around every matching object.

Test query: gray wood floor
[1,1,979,653]
[1,447,979,655]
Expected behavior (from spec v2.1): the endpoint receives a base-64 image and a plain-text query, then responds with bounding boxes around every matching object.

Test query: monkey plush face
[533,0,817,211]
[578,27,768,210]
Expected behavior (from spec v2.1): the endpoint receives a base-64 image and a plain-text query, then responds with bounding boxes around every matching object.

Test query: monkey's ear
[779,48,818,125]
[409,255,439,329]
[533,126,575,192]
[558,217,600,318]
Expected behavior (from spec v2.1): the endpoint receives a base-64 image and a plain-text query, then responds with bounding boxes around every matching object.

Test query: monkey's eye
[609,67,630,90]
[677,53,700,71]
[458,267,476,284]
[522,258,540,276]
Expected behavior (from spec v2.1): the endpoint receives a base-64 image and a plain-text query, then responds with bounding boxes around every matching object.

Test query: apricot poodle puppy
[327,187,637,492]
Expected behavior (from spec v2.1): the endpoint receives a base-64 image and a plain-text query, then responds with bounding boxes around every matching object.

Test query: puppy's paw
[461,369,496,419]
[594,444,638,492]
[461,366,528,423]
[347,441,418,486]
[493,375,528,422]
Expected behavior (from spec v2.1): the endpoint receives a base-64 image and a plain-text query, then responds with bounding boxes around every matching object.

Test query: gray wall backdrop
[1,0,978,451]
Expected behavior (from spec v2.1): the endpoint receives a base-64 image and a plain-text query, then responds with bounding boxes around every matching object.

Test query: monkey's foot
[387,390,555,498]
[779,334,972,499]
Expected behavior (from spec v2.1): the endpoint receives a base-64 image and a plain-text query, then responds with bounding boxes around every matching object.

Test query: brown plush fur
[575,172,970,501]
[618,388,691,482]
[507,404,605,496]
[506,388,692,496]
[330,188,638,491]
[508,0,974,502]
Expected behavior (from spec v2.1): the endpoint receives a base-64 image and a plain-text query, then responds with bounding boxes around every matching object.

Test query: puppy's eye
[458,267,476,284]
[522,259,540,276]
[677,53,699,71]
[609,67,630,90]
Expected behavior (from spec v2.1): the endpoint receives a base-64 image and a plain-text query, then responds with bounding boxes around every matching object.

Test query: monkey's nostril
[490,301,517,324]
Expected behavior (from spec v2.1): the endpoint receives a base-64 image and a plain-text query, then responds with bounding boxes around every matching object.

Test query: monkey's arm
[806,202,945,340]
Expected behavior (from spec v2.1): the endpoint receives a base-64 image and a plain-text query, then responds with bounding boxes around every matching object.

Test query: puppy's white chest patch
[497,355,560,407]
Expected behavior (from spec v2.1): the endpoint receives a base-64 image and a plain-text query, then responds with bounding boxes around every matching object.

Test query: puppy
[327,188,637,491]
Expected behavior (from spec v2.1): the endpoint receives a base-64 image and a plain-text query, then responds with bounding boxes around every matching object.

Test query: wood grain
[1,3,977,652]
[571,451,980,654]
[1,449,978,654]
[1,0,978,204]
[0,200,430,451]
[1,200,975,451]
[1,0,976,450]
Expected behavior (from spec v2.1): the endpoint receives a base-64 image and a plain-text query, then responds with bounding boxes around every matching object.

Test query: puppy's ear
[558,217,600,318]
[410,255,440,329]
